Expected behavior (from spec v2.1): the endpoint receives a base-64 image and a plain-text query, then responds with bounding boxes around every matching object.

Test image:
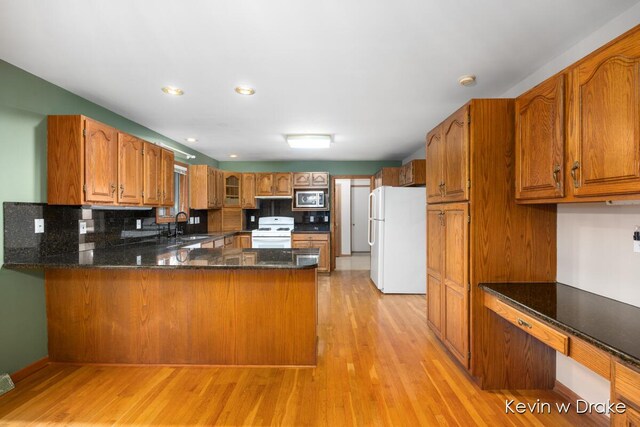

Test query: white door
[351,186,371,252]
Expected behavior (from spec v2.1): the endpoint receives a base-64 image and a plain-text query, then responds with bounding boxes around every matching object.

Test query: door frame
[330,175,374,271]
[350,184,373,253]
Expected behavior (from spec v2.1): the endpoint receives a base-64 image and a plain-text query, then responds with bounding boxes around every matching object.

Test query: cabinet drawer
[615,361,640,407]
[292,233,329,241]
[569,337,611,380]
[484,293,569,355]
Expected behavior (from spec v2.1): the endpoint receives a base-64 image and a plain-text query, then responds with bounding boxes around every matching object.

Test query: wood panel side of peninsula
[45,268,317,366]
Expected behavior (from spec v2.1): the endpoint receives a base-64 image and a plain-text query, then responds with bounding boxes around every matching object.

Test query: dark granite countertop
[4,233,319,270]
[480,282,640,369]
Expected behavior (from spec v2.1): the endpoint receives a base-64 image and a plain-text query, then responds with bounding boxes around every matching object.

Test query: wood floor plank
[0,271,598,426]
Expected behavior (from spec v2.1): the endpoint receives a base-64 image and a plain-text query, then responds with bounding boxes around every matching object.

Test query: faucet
[173,211,188,237]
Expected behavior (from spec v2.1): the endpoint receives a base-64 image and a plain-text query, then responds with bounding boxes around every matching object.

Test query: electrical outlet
[34,219,44,234]
[79,221,87,235]
[195,216,200,224]
[324,216,329,222]
[310,216,315,222]
[189,217,195,225]
[251,216,256,222]
[136,255,142,266]
[136,219,142,230]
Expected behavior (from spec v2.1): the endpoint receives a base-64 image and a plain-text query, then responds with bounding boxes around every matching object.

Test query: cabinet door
[216,169,225,208]
[256,173,273,196]
[117,133,143,205]
[224,172,241,207]
[143,142,162,205]
[293,172,311,187]
[516,74,565,200]
[238,234,252,248]
[161,149,174,206]
[84,119,118,203]
[206,168,215,208]
[442,106,470,202]
[241,173,257,208]
[404,163,414,185]
[311,240,330,273]
[426,127,443,203]
[569,36,640,197]
[311,172,329,187]
[442,203,469,368]
[426,206,444,337]
[274,173,292,196]
[399,164,406,186]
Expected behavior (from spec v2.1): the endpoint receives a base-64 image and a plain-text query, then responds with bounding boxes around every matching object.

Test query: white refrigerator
[368,186,426,294]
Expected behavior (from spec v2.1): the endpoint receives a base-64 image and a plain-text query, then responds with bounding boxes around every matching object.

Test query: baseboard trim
[554,380,609,427]
[10,356,50,383]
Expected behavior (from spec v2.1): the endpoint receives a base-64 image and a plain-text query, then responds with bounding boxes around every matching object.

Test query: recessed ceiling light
[185,137,198,143]
[287,134,332,149]
[235,86,255,96]
[161,86,184,96]
[458,75,477,87]
[229,154,238,158]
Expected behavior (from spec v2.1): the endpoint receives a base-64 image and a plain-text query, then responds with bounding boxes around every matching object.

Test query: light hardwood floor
[0,271,599,426]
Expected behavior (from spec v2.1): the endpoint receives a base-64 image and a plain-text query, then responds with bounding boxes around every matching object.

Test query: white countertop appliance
[368,186,426,294]
[251,216,294,248]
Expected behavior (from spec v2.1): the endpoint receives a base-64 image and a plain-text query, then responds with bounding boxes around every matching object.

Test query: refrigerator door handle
[368,191,375,246]
[368,218,374,246]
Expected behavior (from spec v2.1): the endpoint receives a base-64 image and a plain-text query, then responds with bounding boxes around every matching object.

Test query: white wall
[402,145,425,164]
[499,3,640,406]
[336,179,352,255]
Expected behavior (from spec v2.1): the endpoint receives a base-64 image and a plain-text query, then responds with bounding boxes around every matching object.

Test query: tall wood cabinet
[47,115,175,207]
[516,25,640,203]
[189,165,223,210]
[424,99,557,389]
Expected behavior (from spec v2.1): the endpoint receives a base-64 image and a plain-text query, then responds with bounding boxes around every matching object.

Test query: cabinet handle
[438,211,445,226]
[157,189,161,199]
[552,165,561,188]
[517,318,532,329]
[570,161,581,189]
[120,184,124,198]
[110,183,116,195]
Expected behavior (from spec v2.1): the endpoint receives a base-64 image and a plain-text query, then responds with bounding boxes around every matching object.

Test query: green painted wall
[218,160,401,175]
[0,60,218,375]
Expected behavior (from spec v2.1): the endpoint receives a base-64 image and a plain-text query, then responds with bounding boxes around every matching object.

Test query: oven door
[251,236,292,249]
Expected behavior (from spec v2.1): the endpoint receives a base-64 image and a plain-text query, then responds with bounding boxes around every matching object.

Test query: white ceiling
[1,0,638,161]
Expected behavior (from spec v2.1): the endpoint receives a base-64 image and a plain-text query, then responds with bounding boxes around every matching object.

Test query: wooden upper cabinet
[256,173,273,196]
[161,149,175,206]
[515,74,565,201]
[143,142,162,205]
[311,172,329,187]
[241,173,257,209]
[84,119,118,204]
[274,173,292,196]
[224,172,241,207]
[426,126,444,203]
[442,105,470,202]
[400,160,426,187]
[568,32,640,197]
[216,169,225,208]
[117,133,144,205]
[293,172,311,187]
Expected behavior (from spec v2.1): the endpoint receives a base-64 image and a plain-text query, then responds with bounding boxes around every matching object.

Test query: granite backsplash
[3,202,209,263]
[243,199,330,231]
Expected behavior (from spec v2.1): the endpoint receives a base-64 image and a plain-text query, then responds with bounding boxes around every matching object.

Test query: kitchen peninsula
[5,235,319,367]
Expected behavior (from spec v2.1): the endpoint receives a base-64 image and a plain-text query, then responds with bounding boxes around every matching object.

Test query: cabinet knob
[552,165,562,188]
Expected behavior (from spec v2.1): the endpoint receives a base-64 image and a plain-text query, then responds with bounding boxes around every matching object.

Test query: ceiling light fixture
[286,134,332,149]
[229,154,238,158]
[185,137,198,143]
[161,86,184,96]
[235,86,255,95]
[458,75,477,87]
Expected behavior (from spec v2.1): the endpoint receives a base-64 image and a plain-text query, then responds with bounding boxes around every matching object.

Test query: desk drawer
[292,233,329,241]
[484,293,569,355]
[614,361,640,408]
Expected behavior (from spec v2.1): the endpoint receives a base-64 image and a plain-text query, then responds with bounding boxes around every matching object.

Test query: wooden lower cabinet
[292,233,330,273]
[426,203,469,368]
[613,361,640,426]
[45,268,317,366]
[235,233,252,248]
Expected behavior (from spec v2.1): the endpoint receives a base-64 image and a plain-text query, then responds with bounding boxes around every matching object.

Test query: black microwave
[295,191,326,208]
